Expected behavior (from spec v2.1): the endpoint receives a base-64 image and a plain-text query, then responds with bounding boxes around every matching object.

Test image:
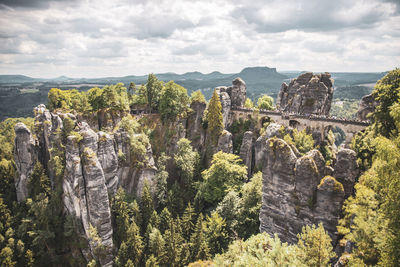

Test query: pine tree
[206,89,224,144]
[205,212,228,255]
[111,188,130,246]
[181,203,194,241]
[131,200,142,230]
[148,227,166,265]
[159,208,171,234]
[296,223,335,267]
[141,183,154,234]
[190,214,210,262]
[164,219,184,267]
[28,162,51,198]
[115,220,143,266]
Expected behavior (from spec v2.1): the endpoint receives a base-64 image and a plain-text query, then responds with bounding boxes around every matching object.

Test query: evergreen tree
[206,89,223,143]
[148,227,166,265]
[164,219,184,267]
[28,162,51,200]
[155,153,169,207]
[111,188,131,246]
[141,182,154,234]
[190,214,210,262]
[131,200,142,230]
[115,220,143,266]
[205,212,228,255]
[174,138,199,196]
[181,203,194,241]
[159,208,171,234]
[296,223,335,267]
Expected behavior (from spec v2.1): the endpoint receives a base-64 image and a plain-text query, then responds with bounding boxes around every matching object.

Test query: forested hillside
[0,69,398,266]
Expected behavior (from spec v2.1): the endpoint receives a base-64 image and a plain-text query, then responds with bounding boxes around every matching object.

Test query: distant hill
[0,75,37,83]
[0,67,388,120]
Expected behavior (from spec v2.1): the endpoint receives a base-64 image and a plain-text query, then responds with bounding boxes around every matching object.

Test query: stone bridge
[231,107,369,144]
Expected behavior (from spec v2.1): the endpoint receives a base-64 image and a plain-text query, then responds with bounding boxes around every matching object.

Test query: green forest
[0,69,399,266]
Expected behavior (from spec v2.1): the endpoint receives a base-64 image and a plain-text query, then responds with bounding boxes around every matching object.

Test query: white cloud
[0,0,399,77]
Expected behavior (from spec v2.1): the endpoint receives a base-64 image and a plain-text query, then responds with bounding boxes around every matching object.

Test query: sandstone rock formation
[259,137,359,244]
[14,122,37,202]
[277,72,334,115]
[186,101,206,151]
[231,78,247,108]
[217,130,233,154]
[333,149,359,199]
[216,86,232,128]
[356,94,378,121]
[15,105,159,265]
[239,131,253,177]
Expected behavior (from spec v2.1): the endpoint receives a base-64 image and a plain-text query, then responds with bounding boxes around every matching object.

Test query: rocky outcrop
[114,130,157,197]
[186,101,206,151]
[216,87,232,128]
[231,78,247,108]
[315,176,345,242]
[277,72,334,116]
[333,149,359,199]
[217,130,233,154]
[97,132,119,195]
[17,105,160,266]
[356,94,378,121]
[259,137,358,244]
[79,124,114,266]
[14,123,37,202]
[239,131,253,177]
[254,123,284,171]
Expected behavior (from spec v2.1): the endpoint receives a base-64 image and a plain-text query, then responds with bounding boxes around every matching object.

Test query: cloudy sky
[0,0,399,78]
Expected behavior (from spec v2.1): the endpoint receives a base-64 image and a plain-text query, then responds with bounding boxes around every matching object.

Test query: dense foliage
[2,70,399,266]
[340,69,400,266]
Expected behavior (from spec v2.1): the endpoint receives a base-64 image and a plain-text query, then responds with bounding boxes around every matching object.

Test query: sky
[0,0,399,78]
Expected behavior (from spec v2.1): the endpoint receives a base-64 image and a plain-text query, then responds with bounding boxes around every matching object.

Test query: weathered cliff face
[277,72,334,116]
[14,105,158,266]
[216,87,232,128]
[79,123,114,266]
[186,101,206,151]
[230,78,247,108]
[217,130,233,154]
[259,137,359,244]
[333,149,359,199]
[356,94,378,121]
[14,123,37,202]
[114,129,157,198]
[239,131,253,177]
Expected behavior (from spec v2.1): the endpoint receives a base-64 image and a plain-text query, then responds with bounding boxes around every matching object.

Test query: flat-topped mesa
[277,72,334,116]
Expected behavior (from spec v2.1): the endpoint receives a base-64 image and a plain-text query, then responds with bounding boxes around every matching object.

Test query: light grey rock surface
[239,131,253,177]
[186,101,206,151]
[217,130,233,154]
[230,78,247,108]
[277,72,334,115]
[259,137,358,244]
[356,94,378,121]
[333,149,359,199]
[14,123,37,202]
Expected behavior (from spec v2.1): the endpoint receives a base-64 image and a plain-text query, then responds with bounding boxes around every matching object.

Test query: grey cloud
[125,15,196,39]
[0,0,79,9]
[231,0,393,33]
